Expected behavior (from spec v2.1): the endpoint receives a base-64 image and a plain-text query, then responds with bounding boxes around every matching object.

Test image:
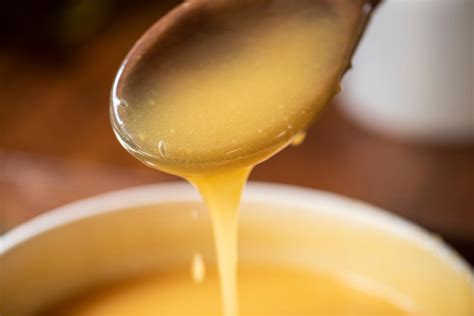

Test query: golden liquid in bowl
[42,265,411,316]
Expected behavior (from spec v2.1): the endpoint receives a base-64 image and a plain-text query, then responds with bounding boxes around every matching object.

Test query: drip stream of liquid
[189,168,251,315]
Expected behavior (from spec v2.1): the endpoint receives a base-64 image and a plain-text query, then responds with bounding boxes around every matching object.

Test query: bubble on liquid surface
[158,140,166,157]
[191,253,206,284]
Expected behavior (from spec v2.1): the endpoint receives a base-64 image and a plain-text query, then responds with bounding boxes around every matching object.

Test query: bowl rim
[1,181,472,277]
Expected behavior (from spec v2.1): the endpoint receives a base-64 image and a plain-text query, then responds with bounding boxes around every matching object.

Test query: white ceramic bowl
[1,182,473,315]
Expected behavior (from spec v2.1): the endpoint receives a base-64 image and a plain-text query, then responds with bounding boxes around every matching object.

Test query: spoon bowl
[111,0,379,174]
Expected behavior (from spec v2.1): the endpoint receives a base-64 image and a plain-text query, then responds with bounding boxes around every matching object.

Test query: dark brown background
[1,1,473,264]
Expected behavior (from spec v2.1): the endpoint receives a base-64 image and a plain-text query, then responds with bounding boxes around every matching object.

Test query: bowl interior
[1,183,472,315]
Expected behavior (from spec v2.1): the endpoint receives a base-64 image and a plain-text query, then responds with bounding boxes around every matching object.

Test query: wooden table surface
[1,3,473,264]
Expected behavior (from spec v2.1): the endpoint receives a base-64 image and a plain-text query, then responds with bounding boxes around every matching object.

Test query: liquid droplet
[191,253,206,284]
[291,132,306,146]
[158,140,166,157]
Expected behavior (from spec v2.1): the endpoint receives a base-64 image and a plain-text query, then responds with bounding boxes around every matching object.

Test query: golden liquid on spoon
[111,1,377,315]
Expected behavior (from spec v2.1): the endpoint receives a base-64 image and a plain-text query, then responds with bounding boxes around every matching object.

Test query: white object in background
[341,0,473,143]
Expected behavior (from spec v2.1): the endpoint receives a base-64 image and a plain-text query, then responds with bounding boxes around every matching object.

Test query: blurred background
[0,0,473,264]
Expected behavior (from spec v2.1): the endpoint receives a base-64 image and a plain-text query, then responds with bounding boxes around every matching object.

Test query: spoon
[111,0,380,175]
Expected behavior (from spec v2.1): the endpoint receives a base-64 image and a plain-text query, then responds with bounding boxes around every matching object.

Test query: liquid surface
[111,1,375,315]
[42,266,412,316]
